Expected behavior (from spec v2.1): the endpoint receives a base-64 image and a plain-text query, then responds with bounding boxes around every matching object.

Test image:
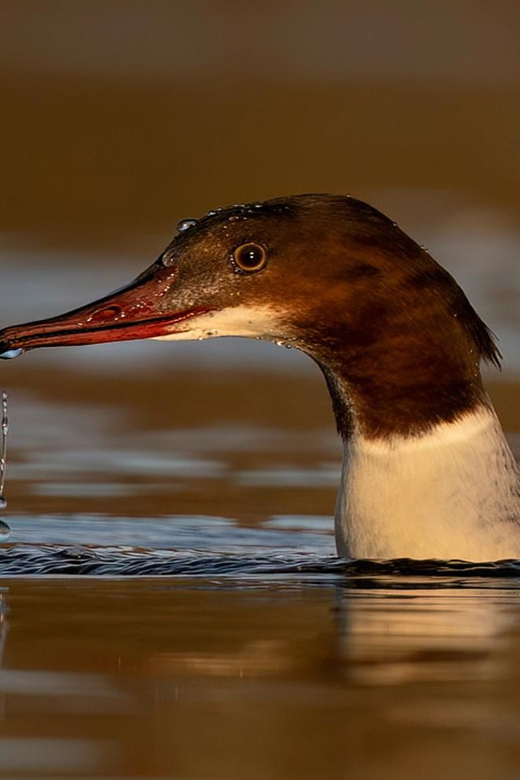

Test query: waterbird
[0,194,519,561]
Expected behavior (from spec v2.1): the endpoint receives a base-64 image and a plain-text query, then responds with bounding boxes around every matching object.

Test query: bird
[0,194,519,561]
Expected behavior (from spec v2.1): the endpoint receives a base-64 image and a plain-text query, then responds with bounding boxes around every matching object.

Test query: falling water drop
[0,392,8,503]
[0,391,11,539]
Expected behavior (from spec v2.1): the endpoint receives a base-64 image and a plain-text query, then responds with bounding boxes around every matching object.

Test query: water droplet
[0,348,23,360]
[0,392,8,508]
[177,218,197,232]
[86,305,121,324]
[0,519,10,540]
[160,253,175,268]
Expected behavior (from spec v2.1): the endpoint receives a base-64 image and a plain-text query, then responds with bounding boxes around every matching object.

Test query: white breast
[336,406,520,560]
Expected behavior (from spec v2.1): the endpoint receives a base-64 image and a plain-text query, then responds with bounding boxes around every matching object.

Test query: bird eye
[232,243,268,273]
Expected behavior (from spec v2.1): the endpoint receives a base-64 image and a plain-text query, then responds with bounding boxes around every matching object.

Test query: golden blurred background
[2,0,520,255]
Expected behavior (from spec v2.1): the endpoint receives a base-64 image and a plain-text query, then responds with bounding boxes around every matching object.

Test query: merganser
[0,194,519,561]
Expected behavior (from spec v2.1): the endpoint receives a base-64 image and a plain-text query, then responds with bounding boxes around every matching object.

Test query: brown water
[3,578,520,780]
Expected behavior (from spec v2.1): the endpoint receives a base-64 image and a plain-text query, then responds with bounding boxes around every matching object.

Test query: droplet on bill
[0,348,23,360]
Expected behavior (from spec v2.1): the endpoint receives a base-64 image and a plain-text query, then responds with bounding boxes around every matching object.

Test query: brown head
[0,194,499,438]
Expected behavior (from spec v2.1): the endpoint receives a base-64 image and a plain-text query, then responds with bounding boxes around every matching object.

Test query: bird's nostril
[86,305,122,324]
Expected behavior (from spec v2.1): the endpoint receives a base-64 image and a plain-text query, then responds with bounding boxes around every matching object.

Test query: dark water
[2,536,520,583]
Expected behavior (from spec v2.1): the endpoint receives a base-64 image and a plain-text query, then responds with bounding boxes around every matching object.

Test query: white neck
[335,405,520,561]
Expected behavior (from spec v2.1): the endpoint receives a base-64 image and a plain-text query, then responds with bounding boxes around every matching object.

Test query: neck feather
[321,351,489,440]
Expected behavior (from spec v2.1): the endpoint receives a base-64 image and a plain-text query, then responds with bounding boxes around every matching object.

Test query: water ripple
[1,543,520,586]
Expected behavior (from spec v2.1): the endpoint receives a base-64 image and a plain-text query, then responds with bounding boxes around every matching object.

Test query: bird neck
[333,403,520,561]
[319,335,488,439]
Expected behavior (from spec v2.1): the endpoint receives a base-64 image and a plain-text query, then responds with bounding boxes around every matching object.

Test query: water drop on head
[0,348,23,360]
[177,218,198,233]
[0,518,10,540]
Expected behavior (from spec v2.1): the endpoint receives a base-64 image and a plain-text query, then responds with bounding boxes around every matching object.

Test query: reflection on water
[0,580,520,779]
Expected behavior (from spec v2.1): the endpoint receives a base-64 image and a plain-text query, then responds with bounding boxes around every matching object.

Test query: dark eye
[233,243,268,273]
